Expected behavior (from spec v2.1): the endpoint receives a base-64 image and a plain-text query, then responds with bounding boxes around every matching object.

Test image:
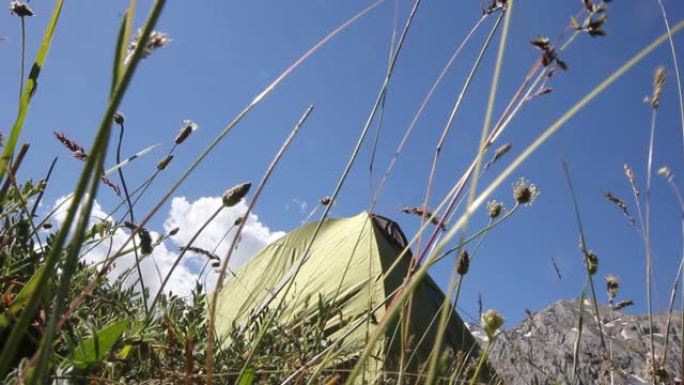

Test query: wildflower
[585,251,599,276]
[128,29,170,60]
[222,182,252,207]
[10,1,34,17]
[481,309,505,340]
[157,155,174,171]
[486,200,503,219]
[113,111,125,125]
[175,120,198,145]
[456,250,469,275]
[605,274,620,300]
[512,177,539,205]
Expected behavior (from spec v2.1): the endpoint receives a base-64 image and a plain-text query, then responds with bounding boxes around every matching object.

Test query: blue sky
[1,0,684,325]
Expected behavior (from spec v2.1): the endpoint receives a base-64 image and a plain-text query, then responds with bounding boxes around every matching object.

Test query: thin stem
[61,1,384,332]
[18,17,26,102]
[209,105,314,384]
[645,106,658,379]
[116,120,148,314]
[654,0,684,152]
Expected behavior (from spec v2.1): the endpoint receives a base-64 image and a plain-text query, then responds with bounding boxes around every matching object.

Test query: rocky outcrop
[470,299,683,384]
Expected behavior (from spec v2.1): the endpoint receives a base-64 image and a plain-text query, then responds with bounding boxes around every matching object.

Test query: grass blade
[0,0,64,184]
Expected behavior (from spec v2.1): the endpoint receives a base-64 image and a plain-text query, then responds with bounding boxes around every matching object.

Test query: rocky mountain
[470,299,683,384]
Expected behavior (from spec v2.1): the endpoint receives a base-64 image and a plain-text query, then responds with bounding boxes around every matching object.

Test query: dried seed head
[648,66,666,109]
[657,166,673,183]
[481,309,505,340]
[157,155,174,171]
[605,274,620,299]
[512,177,540,205]
[487,200,503,219]
[129,29,171,60]
[320,197,332,206]
[54,131,88,161]
[138,228,153,255]
[234,216,243,226]
[222,182,252,207]
[10,1,34,17]
[113,111,125,125]
[624,164,640,196]
[211,261,221,268]
[101,175,121,196]
[456,250,470,275]
[613,299,634,311]
[168,227,180,236]
[175,120,198,145]
[530,36,550,51]
[585,251,599,275]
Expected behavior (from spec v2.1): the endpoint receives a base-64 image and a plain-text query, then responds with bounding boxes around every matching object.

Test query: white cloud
[51,195,283,299]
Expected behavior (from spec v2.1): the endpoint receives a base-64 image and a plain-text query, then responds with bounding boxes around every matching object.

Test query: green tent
[215,212,484,382]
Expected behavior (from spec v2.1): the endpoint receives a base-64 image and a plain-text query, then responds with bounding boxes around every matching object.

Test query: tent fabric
[215,211,482,381]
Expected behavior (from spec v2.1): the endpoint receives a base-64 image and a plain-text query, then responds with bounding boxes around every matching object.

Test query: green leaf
[0,0,64,183]
[0,265,45,328]
[70,319,128,369]
[237,367,255,385]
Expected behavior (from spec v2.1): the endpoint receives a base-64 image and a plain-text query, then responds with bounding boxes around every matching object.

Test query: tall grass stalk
[425,4,512,383]
[561,161,608,355]
[208,105,314,384]
[26,2,167,381]
[0,0,64,184]
[115,118,148,314]
[645,96,659,380]
[18,17,26,102]
[223,5,423,381]
[60,1,385,331]
[368,14,488,211]
[343,20,684,385]
[654,0,684,151]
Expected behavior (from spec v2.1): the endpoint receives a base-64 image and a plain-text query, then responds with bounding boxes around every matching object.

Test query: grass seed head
[585,251,599,275]
[481,309,505,340]
[157,155,174,171]
[512,177,539,205]
[604,274,620,299]
[487,200,503,219]
[222,182,251,207]
[129,29,171,59]
[456,250,470,275]
[647,65,666,109]
[113,111,125,125]
[10,1,34,17]
[657,166,673,183]
[175,120,198,145]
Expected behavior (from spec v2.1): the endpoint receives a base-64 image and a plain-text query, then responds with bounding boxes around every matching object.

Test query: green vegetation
[1,0,684,383]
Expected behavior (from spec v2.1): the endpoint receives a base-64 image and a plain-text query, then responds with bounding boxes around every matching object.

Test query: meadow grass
[1,0,684,384]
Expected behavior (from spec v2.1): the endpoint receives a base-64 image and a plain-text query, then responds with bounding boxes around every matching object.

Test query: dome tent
[215,212,489,383]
